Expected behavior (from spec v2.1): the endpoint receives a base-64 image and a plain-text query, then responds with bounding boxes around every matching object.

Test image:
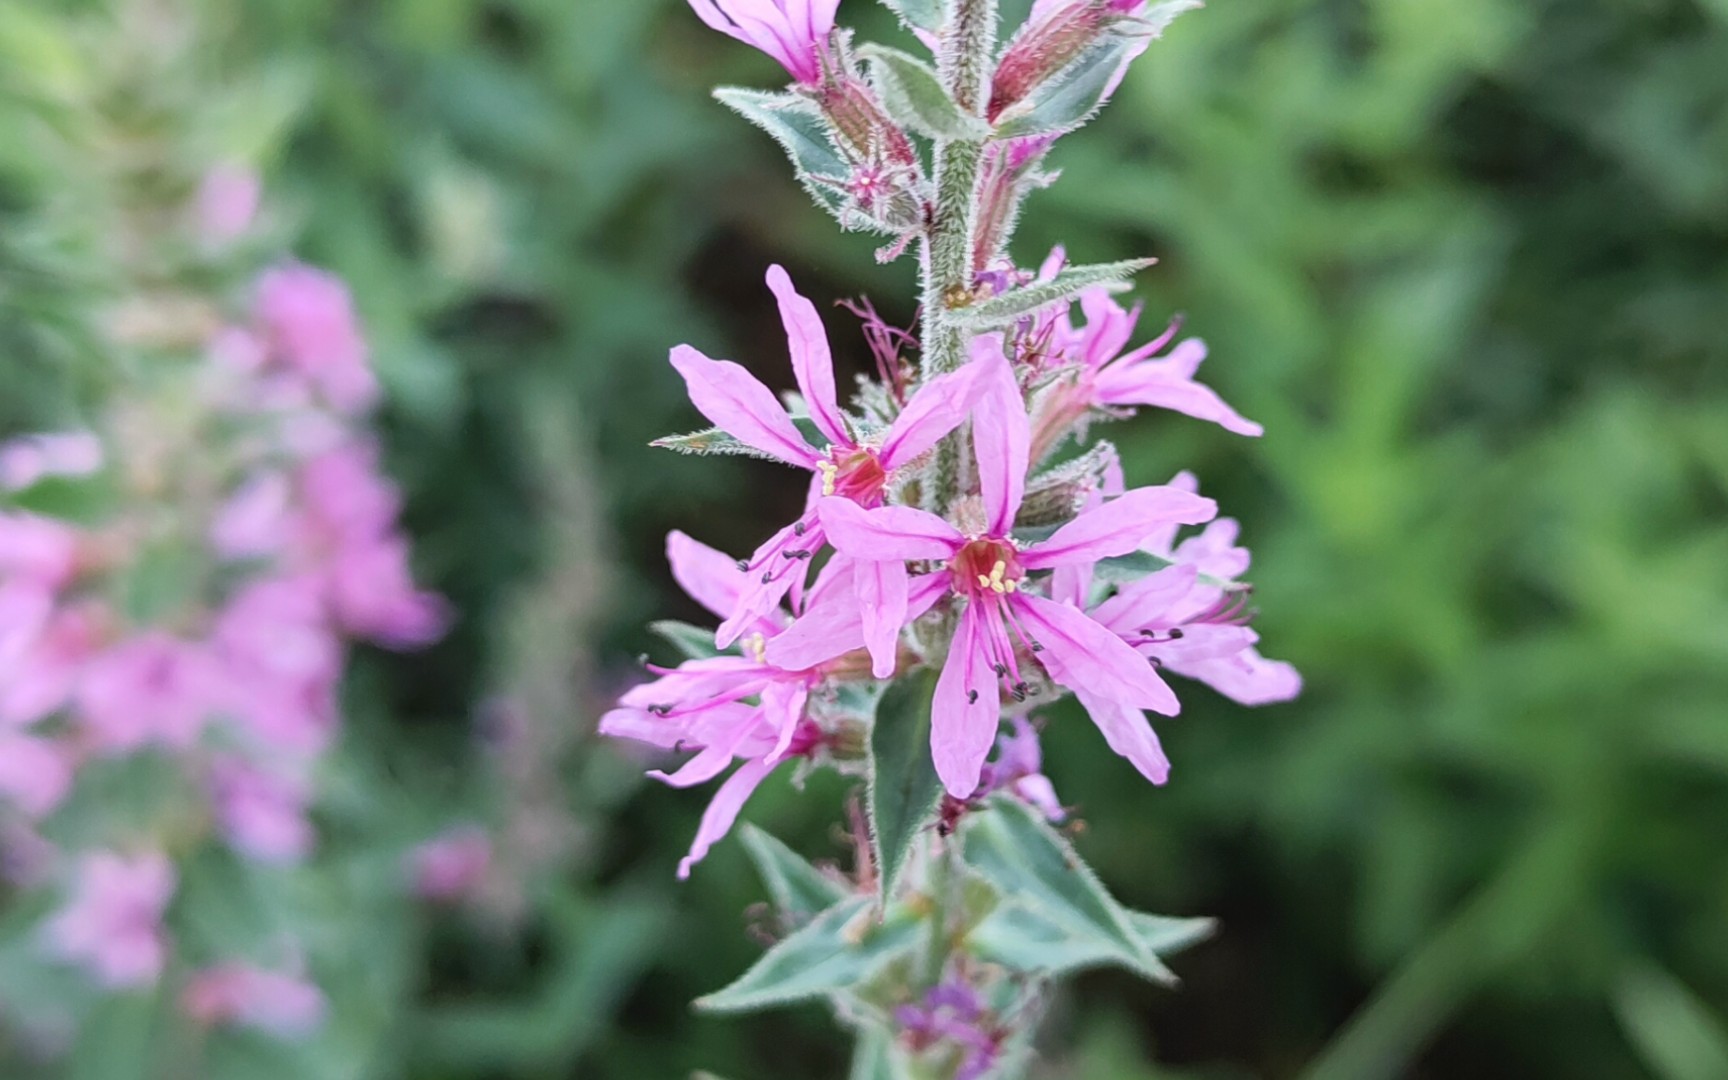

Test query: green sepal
[950,259,1155,330]
[861,45,988,142]
[868,669,944,908]
[696,896,923,1014]
[740,824,849,922]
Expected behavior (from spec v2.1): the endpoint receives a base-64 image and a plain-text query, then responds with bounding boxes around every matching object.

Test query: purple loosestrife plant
[605,0,1298,1073]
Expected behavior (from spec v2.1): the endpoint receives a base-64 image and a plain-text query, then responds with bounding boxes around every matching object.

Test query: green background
[4,0,1728,1077]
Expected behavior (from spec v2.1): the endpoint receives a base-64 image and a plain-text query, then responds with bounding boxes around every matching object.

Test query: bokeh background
[4,0,1728,1077]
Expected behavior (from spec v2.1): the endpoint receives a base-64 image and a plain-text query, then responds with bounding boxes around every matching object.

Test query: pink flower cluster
[605,264,1298,876]
[0,220,446,1024]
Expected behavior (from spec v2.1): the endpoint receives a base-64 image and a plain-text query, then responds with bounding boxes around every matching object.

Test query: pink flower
[1083,472,1302,708]
[184,963,326,1038]
[687,0,839,85]
[76,633,224,752]
[296,443,402,545]
[0,598,104,727]
[194,165,262,246]
[254,263,379,414]
[975,717,1064,821]
[328,537,449,648]
[0,432,102,492]
[0,730,73,818]
[409,826,492,902]
[781,346,1217,796]
[603,531,908,877]
[213,578,342,757]
[210,472,294,560]
[668,265,987,656]
[211,759,315,864]
[45,851,175,989]
[1048,284,1261,437]
[0,512,83,589]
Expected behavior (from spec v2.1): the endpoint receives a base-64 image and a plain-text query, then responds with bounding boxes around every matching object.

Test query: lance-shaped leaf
[740,824,849,922]
[968,901,1214,983]
[697,896,922,1013]
[868,669,944,907]
[962,797,1165,979]
[879,0,944,32]
[1614,962,1728,1080]
[861,45,988,141]
[714,87,850,220]
[950,259,1155,330]
[1093,548,1176,583]
[652,417,830,459]
[649,620,724,661]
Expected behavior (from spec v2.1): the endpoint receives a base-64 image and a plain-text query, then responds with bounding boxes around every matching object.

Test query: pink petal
[857,558,910,678]
[715,517,811,648]
[649,718,754,788]
[1071,689,1172,785]
[765,265,847,447]
[677,757,779,879]
[1093,342,1264,437]
[1089,564,1200,636]
[877,362,987,469]
[667,530,748,622]
[1021,486,1218,570]
[1014,593,1180,715]
[931,605,1000,797]
[669,345,818,468]
[764,571,947,672]
[761,680,812,764]
[818,498,963,561]
[971,340,1029,535]
[1170,647,1302,706]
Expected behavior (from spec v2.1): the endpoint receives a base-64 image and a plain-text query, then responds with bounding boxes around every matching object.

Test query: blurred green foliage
[4,0,1728,1077]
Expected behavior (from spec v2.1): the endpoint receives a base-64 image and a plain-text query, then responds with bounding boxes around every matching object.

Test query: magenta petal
[650,720,753,788]
[677,757,779,879]
[763,589,865,670]
[765,265,848,446]
[762,680,812,764]
[1090,564,1200,636]
[1071,689,1172,785]
[971,341,1030,535]
[931,605,1000,797]
[667,530,748,622]
[1015,593,1181,715]
[715,518,808,648]
[1171,647,1302,706]
[670,345,817,468]
[1093,344,1264,437]
[818,498,963,561]
[1022,486,1218,570]
[858,558,910,678]
[877,363,987,470]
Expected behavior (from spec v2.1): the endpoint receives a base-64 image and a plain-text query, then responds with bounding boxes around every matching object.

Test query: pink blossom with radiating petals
[668,266,989,662]
[686,0,840,84]
[184,963,327,1039]
[783,347,1217,795]
[45,851,175,989]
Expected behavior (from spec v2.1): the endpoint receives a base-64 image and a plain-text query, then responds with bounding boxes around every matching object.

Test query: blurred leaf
[1613,963,1728,1080]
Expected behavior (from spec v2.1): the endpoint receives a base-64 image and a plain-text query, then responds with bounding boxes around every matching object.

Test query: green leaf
[740,824,850,921]
[1614,962,1728,1080]
[713,87,850,219]
[962,797,1171,982]
[862,45,988,142]
[696,896,922,1013]
[1131,912,1219,958]
[869,669,944,907]
[880,0,944,32]
[4,473,114,524]
[652,427,784,460]
[950,259,1155,330]
[649,620,723,661]
[849,1029,900,1080]
[1093,549,1176,583]
[968,902,1203,983]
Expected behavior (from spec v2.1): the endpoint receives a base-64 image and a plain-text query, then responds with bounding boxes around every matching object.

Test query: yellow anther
[1005,579,1019,593]
[977,574,992,588]
[817,460,838,497]
[743,632,768,664]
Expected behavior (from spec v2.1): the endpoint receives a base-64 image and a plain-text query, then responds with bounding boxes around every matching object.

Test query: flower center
[952,538,1024,598]
[817,447,889,506]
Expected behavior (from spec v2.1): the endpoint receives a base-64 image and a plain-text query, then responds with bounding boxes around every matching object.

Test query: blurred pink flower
[194,165,262,246]
[0,730,73,818]
[0,600,106,727]
[254,263,379,414]
[328,537,449,648]
[45,851,175,989]
[210,472,293,560]
[211,760,314,864]
[687,0,839,84]
[0,512,83,589]
[0,432,103,492]
[75,633,224,752]
[297,443,402,546]
[409,827,492,902]
[184,963,326,1038]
